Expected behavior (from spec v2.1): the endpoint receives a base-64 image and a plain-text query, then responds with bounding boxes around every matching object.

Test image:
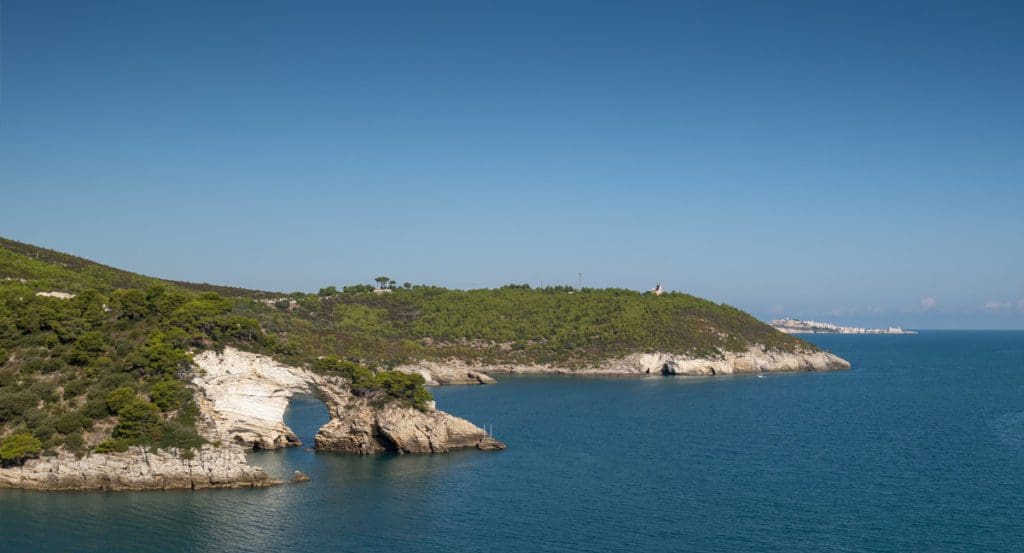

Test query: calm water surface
[2,331,1023,552]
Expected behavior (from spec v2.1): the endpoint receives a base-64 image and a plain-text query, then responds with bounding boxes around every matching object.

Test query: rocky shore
[0,348,504,492]
[191,348,504,454]
[0,345,843,491]
[0,445,277,491]
[397,347,850,385]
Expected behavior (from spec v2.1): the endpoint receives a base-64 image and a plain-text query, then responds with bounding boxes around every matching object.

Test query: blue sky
[1,1,1022,329]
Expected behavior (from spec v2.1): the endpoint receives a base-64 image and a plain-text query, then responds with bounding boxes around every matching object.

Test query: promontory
[0,237,847,490]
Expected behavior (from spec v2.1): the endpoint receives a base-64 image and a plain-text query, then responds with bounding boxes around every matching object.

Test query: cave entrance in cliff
[283,394,331,447]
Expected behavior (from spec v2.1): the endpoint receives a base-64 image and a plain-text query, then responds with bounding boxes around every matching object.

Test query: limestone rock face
[315,400,506,454]
[394,362,496,386]
[0,445,278,491]
[192,348,322,449]
[193,347,503,455]
[404,347,850,383]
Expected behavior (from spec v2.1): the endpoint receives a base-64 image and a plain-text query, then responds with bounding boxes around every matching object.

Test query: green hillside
[0,237,811,461]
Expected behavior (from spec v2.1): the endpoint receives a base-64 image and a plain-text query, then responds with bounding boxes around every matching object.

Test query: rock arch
[192,348,504,454]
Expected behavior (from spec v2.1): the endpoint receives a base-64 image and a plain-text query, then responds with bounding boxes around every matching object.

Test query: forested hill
[0,237,812,363]
[0,237,810,460]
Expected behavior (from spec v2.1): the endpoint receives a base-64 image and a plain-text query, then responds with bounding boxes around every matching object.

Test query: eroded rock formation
[192,347,504,454]
[315,400,505,454]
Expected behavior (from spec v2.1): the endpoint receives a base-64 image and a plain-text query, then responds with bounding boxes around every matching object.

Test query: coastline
[1,347,845,491]
[398,347,851,385]
[0,445,279,491]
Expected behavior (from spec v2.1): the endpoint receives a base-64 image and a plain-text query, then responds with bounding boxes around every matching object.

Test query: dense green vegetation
[0,237,811,458]
[240,283,812,368]
[1,432,42,464]
[0,238,440,457]
[313,357,432,411]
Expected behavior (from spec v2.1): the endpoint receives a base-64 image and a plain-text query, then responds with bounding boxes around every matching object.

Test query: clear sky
[1,1,1022,329]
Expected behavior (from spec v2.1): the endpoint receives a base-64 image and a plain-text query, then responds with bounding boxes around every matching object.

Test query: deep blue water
[2,331,1023,552]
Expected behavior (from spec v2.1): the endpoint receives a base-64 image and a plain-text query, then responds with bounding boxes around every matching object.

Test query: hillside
[0,237,818,462]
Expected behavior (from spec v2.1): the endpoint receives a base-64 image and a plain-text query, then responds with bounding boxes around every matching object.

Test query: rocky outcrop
[192,347,504,455]
[404,347,850,384]
[0,445,278,491]
[315,399,505,454]
[0,347,505,491]
[394,361,496,385]
[192,348,322,449]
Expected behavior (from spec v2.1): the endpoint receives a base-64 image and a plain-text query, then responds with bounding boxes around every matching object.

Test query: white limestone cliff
[400,346,850,384]
[191,347,503,454]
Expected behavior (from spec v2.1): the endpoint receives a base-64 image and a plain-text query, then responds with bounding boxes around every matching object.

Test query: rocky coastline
[0,346,845,491]
[0,445,277,491]
[190,348,504,455]
[0,347,504,492]
[397,347,850,385]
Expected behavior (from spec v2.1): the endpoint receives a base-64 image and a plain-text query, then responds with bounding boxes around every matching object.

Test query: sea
[2,331,1022,552]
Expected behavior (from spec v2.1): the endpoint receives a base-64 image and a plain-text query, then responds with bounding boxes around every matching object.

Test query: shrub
[0,390,37,422]
[0,433,42,463]
[61,377,88,398]
[150,378,190,411]
[81,396,110,420]
[23,410,58,441]
[0,369,17,388]
[375,371,433,411]
[55,411,93,434]
[95,438,130,453]
[63,431,84,451]
[105,387,136,414]
[312,357,432,411]
[127,334,191,379]
[111,288,149,319]
[313,357,376,391]
[111,398,161,444]
[67,331,107,366]
[29,380,58,403]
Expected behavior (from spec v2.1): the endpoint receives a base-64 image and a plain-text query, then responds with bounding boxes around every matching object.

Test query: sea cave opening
[283,394,332,447]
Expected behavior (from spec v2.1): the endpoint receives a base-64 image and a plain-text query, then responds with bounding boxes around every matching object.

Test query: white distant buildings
[770,318,916,335]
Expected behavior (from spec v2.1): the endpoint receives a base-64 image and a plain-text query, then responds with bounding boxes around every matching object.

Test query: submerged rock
[291,470,311,483]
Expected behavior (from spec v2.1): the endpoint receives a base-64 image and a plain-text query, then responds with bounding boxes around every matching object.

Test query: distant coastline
[771,318,917,335]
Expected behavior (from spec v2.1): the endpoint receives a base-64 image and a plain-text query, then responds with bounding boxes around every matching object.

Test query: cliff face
[398,347,850,384]
[0,445,277,491]
[191,348,323,449]
[192,347,504,454]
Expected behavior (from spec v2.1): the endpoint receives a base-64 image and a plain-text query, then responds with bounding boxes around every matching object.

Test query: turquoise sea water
[2,331,1023,552]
